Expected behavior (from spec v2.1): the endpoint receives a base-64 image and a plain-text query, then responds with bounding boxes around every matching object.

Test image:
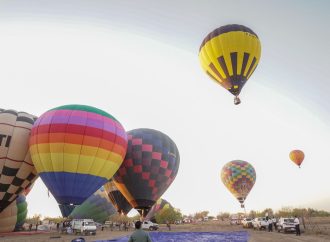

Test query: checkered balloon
[113,128,180,216]
[221,160,256,208]
[0,109,38,213]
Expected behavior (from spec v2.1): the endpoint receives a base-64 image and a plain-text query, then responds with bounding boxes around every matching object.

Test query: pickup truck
[71,219,97,235]
[276,218,296,233]
[252,217,268,230]
[141,220,159,231]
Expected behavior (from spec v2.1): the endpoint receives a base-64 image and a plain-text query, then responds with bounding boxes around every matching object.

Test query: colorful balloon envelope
[29,104,127,217]
[289,150,304,168]
[113,128,180,217]
[145,198,172,221]
[104,179,132,215]
[69,187,116,223]
[0,109,38,213]
[0,194,27,233]
[221,160,256,208]
[199,24,261,105]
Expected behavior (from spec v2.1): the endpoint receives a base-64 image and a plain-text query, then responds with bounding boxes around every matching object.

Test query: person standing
[166,221,171,231]
[272,217,277,231]
[267,218,273,232]
[128,221,152,242]
[294,215,301,236]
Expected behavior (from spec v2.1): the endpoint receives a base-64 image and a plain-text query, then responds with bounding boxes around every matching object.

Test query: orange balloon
[289,150,304,168]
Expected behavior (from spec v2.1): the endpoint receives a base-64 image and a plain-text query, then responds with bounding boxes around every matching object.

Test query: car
[141,220,159,231]
[242,218,253,228]
[276,218,296,233]
[71,219,97,235]
[252,217,268,230]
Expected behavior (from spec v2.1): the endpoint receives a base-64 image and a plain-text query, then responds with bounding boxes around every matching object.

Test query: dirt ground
[1,222,330,242]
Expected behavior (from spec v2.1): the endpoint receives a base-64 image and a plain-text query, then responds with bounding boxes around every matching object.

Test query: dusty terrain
[1,220,330,242]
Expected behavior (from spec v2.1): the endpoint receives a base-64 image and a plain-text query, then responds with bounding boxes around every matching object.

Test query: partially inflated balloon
[14,195,27,231]
[221,160,256,208]
[0,109,38,212]
[145,198,172,221]
[199,24,261,105]
[104,179,132,215]
[29,104,127,217]
[0,194,27,233]
[289,150,304,168]
[113,128,180,217]
[69,187,116,223]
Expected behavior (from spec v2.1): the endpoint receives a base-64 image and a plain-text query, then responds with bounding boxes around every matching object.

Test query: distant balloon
[29,104,128,217]
[221,160,256,208]
[0,109,38,213]
[113,128,180,217]
[69,187,116,223]
[289,150,304,168]
[145,198,172,222]
[104,179,132,215]
[199,24,261,105]
[0,194,27,233]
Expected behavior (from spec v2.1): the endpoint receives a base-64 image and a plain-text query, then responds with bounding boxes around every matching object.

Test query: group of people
[108,221,131,231]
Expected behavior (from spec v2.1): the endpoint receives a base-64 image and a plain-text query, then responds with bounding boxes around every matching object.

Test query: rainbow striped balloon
[29,105,127,216]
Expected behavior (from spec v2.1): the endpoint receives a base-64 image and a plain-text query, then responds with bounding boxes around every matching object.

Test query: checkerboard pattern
[114,129,180,210]
[0,109,38,212]
[221,160,256,206]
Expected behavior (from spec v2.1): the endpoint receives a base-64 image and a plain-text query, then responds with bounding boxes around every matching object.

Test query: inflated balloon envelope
[113,128,180,217]
[0,194,27,233]
[199,24,261,105]
[221,160,256,208]
[29,104,128,217]
[0,109,38,213]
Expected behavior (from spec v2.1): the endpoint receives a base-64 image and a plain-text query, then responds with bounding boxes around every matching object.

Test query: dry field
[0,219,330,242]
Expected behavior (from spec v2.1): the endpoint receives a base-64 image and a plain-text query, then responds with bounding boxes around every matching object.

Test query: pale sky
[0,0,330,218]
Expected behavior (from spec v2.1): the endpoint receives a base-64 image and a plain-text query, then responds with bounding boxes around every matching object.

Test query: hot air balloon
[23,182,35,197]
[289,150,304,168]
[29,104,127,217]
[0,109,38,213]
[145,198,172,222]
[199,24,261,105]
[104,179,132,215]
[69,187,116,223]
[221,160,256,208]
[113,128,180,217]
[0,194,27,233]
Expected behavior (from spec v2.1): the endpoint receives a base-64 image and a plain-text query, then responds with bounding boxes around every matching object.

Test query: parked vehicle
[276,218,296,233]
[242,218,253,228]
[141,220,159,231]
[71,219,97,235]
[252,217,268,230]
[230,214,242,225]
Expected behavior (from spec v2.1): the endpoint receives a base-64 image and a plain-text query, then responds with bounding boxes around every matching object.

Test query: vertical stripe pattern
[199,24,261,97]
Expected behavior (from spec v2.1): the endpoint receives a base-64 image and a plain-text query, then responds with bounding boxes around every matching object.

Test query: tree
[217,212,230,221]
[155,207,182,224]
[25,214,42,225]
[194,211,209,220]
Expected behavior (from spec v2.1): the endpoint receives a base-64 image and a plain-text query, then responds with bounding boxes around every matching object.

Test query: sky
[1,0,330,218]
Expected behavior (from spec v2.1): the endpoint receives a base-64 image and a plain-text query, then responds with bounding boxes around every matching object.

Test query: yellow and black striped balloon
[199,24,261,104]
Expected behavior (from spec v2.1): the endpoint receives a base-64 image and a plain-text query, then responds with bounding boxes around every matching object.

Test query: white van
[71,219,97,235]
